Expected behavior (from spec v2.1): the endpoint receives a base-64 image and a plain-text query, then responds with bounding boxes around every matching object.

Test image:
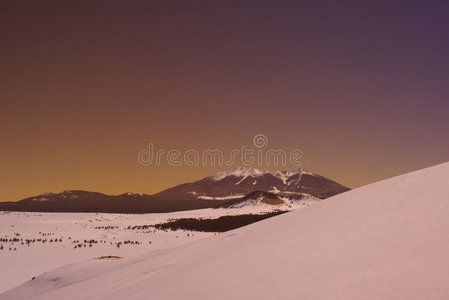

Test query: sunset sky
[1,1,449,201]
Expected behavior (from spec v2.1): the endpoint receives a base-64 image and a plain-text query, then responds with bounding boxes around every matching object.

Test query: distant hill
[0,167,349,213]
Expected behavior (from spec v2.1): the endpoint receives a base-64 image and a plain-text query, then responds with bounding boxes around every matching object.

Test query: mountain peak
[210,167,265,181]
[208,167,315,182]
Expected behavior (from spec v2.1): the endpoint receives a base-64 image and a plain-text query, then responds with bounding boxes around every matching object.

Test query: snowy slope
[2,162,449,300]
[209,167,314,182]
[0,211,216,293]
[0,202,313,293]
[0,205,298,293]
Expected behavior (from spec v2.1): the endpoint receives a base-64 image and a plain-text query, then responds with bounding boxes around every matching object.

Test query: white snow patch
[210,167,265,181]
[209,167,315,183]
[197,195,244,200]
[269,186,280,193]
[32,198,49,202]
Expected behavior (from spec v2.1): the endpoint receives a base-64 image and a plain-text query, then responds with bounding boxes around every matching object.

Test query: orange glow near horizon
[1,2,448,201]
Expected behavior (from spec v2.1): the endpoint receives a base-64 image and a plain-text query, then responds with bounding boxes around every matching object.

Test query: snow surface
[210,167,265,181]
[3,162,449,299]
[209,167,314,182]
[0,211,212,293]
[197,195,244,200]
[0,200,309,293]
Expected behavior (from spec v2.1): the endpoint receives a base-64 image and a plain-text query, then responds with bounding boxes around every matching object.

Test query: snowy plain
[2,162,449,299]
[0,198,315,293]
[0,210,214,293]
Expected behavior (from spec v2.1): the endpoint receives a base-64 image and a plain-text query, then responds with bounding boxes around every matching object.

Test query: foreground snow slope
[1,206,291,293]
[3,162,449,300]
[0,211,216,293]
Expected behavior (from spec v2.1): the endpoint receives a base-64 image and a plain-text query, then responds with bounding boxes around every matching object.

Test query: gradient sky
[1,1,449,201]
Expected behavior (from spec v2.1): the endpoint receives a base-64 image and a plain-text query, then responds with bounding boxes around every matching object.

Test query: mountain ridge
[154,166,349,200]
[0,167,349,213]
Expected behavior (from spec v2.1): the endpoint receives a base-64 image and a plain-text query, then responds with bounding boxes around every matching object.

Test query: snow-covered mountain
[154,167,349,200]
[3,162,448,299]
[0,167,348,213]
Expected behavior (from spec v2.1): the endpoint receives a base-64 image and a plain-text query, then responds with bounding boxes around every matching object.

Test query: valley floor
[0,209,245,292]
[0,195,317,293]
